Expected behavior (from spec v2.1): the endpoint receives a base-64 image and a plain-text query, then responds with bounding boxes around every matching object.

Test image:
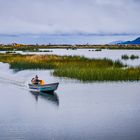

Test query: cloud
[0,0,139,34]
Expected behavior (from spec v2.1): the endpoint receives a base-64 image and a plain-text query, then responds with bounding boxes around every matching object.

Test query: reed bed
[121,54,129,60]
[130,55,139,60]
[121,54,139,60]
[0,54,139,81]
[54,67,140,81]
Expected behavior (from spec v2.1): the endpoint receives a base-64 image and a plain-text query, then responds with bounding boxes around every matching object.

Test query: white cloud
[0,0,139,34]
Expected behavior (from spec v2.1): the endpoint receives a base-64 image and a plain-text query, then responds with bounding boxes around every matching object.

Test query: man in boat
[31,75,40,85]
[31,78,35,84]
[31,75,44,85]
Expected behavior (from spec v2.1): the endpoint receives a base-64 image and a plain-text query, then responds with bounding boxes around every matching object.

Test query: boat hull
[28,82,59,93]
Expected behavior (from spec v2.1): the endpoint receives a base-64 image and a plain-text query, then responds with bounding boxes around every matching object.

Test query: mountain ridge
[118,37,140,45]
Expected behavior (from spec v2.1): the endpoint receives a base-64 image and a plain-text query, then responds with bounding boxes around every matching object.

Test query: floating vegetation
[121,54,129,60]
[130,55,139,60]
[121,54,139,60]
[38,50,53,52]
[5,51,16,54]
[95,49,102,51]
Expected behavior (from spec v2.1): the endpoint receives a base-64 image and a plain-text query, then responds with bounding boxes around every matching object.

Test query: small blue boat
[28,82,59,93]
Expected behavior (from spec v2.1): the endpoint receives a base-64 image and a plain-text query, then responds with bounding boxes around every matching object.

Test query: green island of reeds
[121,54,139,60]
[0,53,140,81]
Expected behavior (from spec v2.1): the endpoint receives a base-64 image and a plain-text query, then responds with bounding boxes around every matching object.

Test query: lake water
[0,62,140,140]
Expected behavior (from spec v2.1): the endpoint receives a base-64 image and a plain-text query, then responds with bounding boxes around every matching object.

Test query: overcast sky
[0,0,140,35]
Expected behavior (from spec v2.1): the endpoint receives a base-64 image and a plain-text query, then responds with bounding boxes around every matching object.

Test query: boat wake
[0,63,28,89]
[0,72,27,88]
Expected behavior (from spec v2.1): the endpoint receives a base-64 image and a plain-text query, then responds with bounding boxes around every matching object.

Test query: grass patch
[54,67,140,81]
[121,54,139,60]
[0,53,139,81]
[5,51,16,54]
[121,54,129,60]
[130,55,139,60]
[95,49,102,51]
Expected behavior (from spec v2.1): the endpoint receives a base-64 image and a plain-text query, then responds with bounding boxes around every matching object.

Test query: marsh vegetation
[121,54,139,60]
[0,53,140,81]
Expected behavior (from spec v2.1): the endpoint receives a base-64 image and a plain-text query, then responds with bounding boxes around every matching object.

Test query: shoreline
[0,44,140,51]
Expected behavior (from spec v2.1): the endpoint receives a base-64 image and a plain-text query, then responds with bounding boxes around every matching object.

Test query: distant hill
[119,37,140,45]
[109,40,124,45]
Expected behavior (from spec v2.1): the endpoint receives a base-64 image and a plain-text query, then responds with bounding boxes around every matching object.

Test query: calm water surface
[0,62,140,140]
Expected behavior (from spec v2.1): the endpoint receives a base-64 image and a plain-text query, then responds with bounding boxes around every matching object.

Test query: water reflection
[30,91,59,106]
